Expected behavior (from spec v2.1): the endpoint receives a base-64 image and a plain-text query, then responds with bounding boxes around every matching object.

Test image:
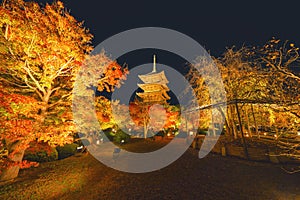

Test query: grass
[0,139,170,199]
[114,138,171,153]
[0,155,91,199]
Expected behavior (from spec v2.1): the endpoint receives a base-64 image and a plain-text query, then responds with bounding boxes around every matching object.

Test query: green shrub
[56,143,79,159]
[104,131,114,142]
[197,129,208,135]
[24,142,58,162]
[113,130,130,144]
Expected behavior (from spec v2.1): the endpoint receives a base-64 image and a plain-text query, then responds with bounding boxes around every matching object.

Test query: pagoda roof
[138,71,169,84]
[136,90,170,102]
[137,83,169,92]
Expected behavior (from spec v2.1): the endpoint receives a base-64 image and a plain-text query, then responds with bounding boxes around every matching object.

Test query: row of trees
[188,38,300,140]
[95,96,180,138]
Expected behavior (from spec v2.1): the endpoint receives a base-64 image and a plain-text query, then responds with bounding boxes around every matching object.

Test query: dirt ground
[1,139,300,200]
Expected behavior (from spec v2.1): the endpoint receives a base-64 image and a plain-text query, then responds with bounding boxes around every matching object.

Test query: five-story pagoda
[134,55,171,138]
[136,55,170,104]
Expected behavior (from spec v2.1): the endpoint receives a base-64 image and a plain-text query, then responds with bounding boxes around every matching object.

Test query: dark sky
[35,0,300,69]
[58,0,300,55]
[33,1,299,54]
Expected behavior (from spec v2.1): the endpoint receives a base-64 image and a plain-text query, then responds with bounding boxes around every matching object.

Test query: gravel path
[1,140,300,200]
[64,149,300,199]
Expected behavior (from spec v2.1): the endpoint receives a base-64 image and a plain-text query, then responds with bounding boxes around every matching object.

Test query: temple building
[136,55,170,104]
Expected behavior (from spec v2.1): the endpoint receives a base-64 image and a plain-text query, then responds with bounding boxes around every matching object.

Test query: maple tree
[73,55,128,137]
[0,0,128,182]
[163,105,180,131]
[0,0,91,181]
[0,84,39,181]
[128,100,180,138]
[0,0,92,138]
[95,96,129,130]
[128,100,149,138]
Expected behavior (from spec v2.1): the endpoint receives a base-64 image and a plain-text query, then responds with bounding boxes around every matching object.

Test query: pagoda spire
[152,54,156,73]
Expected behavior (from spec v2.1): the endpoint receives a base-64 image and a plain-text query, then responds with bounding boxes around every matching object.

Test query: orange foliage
[0,86,38,171]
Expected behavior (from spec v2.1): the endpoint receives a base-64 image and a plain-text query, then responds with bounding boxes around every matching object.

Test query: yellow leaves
[268,109,276,125]
[56,1,64,9]
[271,55,277,60]
[270,37,280,44]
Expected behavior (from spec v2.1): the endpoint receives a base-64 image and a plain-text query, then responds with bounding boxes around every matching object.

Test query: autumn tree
[0,0,128,181]
[252,38,300,121]
[163,105,180,133]
[186,56,227,136]
[217,47,271,138]
[128,99,150,138]
[128,99,180,138]
[0,0,92,134]
[73,55,128,137]
[95,96,130,131]
[254,38,300,82]
[0,84,41,181]
[187,43,299,139]
[219,41,299,139]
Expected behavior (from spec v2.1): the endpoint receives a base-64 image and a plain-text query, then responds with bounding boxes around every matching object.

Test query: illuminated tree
[186,56,227,135]
[0,0,128,181]
[255,38,300,81]
[164,105,180,132]
[0,0,92,132]
[0,84,39,181]
[95,96,113,124]
[129,99,150,137]
[187,43,299,139]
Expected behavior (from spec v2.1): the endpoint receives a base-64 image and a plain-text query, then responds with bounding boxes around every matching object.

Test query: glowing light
[245,134,249,137]
[189,131,193,136]
[167,133,171,137]
[263,132,267,136]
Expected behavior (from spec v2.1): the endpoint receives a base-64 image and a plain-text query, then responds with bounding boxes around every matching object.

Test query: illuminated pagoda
[136,55,170,104]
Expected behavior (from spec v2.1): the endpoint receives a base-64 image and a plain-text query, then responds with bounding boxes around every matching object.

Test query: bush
[155,130,165,137]
[24,142,58,162]
[197,129,208,135]
[56,143,79,159]
[104,131,114,142]
[113,130,130,144]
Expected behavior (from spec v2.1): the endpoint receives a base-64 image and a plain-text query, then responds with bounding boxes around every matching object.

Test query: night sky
[59,1,300,54]
[37,0,300,70]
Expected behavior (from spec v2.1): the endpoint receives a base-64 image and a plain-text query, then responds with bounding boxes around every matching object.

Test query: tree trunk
[217,106,230,137]
[235,101,249,160]
[143,118,148,139]
[230,104,238,139]
[245,107,251,137]
[226,106,233,138]
[0,143,25,182]
[251,104,259,138]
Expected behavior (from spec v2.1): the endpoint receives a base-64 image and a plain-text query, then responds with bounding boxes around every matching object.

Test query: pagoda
[136,55,170,104]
